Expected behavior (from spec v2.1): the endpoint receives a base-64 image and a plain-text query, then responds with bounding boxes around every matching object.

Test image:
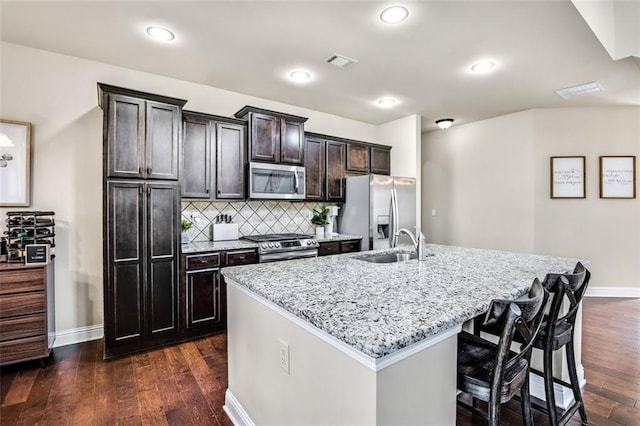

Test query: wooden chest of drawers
[0,261,55,366]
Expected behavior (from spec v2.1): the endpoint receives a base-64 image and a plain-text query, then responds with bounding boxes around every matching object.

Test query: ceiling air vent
[555,81,604,99]
[325,53,359,69]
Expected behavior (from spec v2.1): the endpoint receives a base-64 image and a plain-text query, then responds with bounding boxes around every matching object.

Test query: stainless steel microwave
[248,162,306,200]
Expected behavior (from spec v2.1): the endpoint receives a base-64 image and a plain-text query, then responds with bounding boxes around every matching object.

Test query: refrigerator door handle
[390,188,399,247]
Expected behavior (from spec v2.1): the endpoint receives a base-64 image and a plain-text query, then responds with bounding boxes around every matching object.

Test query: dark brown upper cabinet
[346,144,370,173]
[370,146,392,175]
[325,140,346,202]
[235,106,307,165]
[182,111,246,200]
[98,83,186,181]
[304,136,325,200]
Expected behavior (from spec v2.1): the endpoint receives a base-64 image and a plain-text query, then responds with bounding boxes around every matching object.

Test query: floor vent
[555,81,604,99]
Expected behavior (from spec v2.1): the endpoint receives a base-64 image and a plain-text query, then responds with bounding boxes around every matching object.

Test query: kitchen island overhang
[222,244,583,425]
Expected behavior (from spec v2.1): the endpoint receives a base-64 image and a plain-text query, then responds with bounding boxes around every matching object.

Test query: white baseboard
[585,287,640,298]
[530,364,585,410]
[53,324,103,348]
[224,389,255,426]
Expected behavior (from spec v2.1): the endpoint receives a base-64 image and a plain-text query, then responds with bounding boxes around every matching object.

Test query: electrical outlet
[279,339,290,374]
[190,212,201,224]
[431,209,437,217]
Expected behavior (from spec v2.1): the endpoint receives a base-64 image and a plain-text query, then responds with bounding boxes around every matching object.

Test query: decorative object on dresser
[0,261,55,366]
[4,211,55,263]
[98,83,187,359]
[0,118,32,207]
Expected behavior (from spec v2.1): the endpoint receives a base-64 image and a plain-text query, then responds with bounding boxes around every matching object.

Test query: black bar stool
[457,278,548,425]
[532,262,590,425]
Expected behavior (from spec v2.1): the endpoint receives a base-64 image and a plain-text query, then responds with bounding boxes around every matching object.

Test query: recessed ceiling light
[377,98,397,107]
[380,6,409,24]
[470,61,495,73]
[436,118,454,129]
[146,26,175,42]
[289,70,311,82]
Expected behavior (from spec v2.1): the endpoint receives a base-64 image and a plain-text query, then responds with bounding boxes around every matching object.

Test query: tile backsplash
[181,201,330,242]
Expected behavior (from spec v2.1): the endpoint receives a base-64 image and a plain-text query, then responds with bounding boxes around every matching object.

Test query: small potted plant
[310,207,329,238]
[181,219,193,245]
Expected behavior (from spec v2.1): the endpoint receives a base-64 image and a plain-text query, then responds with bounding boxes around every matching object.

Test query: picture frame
[599,156,636,199]
[550,156,585,199]
[0,118,32,206]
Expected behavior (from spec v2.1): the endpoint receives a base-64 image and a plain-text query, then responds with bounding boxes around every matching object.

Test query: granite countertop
[221,244,581,359]
[181,234,362,254]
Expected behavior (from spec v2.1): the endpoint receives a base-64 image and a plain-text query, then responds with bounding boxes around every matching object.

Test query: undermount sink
[355,251,417,264]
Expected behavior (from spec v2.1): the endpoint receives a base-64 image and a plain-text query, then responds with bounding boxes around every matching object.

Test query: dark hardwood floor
[1,297,638,425]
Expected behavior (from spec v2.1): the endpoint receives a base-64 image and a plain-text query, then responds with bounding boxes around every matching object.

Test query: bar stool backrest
[542,262,590,333]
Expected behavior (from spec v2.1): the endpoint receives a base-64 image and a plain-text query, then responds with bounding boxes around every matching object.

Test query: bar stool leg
[520,372,533,426]
[566,339,588,424]
[543,344,559,425]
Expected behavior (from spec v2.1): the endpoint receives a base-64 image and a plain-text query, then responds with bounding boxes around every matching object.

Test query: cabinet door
[185,268,222,329]
[250,113,280,163]
[281,120,305,165]
[182,116,211,198]
[146,182,180,337]
[106,94,145,179]
[326,140,346,202]
[216,122,246,199]
[304,137,325,200]
[370,147,391,175]
[146,101,180,180]
[106,181,144,347]
[346,144,370,173]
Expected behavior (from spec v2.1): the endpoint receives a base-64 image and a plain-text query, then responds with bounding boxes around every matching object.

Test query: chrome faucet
[394,226,428,261]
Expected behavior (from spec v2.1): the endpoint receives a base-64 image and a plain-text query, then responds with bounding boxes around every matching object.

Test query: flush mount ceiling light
[377,98,397,107]
[146,26,175,42]
[470,61,495,73]
[555,81,604,99]
[289,70,311,82]
[436,118,454,129]
[380,5,409,24]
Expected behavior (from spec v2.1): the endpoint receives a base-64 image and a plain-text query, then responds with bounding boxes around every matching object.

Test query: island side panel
[226,282,377,425]
[376,336,458,425]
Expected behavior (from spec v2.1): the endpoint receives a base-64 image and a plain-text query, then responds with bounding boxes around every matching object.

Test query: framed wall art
[550,156,585,199]
[0,119,32,207]
[599,156,636,199]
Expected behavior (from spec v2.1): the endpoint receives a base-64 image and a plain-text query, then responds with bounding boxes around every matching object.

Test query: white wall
[377,114,422,223]
[422,107,640,290]
[0,42,382,336]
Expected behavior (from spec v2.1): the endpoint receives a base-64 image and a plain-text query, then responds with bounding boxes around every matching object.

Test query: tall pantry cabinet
[98,83,187,358]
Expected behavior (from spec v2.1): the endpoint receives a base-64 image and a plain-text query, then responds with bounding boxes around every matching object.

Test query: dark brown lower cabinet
[180,248,257,339]
[104,180,180,359]
[318,239,362,256]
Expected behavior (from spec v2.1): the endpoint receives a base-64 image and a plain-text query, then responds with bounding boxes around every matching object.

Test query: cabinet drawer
[0,268,45,295]
[0,314,45,342]
[226,250,257,266]
[318,242,340,256]
[186,253,221,270]
[0,292,45,319]
[340,240,361,253]
[0,335,48,365]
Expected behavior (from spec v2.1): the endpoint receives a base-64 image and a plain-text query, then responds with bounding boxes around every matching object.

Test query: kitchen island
[221,244,581,425]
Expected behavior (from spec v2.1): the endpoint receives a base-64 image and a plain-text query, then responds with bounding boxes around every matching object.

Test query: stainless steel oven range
[241,233,319,262]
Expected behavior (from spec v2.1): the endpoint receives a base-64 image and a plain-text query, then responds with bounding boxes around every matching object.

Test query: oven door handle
[260,250,318,262]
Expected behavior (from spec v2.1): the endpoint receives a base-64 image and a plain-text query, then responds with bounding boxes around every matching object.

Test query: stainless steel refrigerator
[339,174,416,251]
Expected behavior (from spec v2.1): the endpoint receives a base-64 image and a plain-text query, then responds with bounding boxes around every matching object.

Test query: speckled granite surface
[181,240,257,253]
[222,244,581,358]
[181,234,361,253]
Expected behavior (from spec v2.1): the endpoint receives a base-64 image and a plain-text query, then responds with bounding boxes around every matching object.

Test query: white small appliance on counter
[325,205,339,237]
